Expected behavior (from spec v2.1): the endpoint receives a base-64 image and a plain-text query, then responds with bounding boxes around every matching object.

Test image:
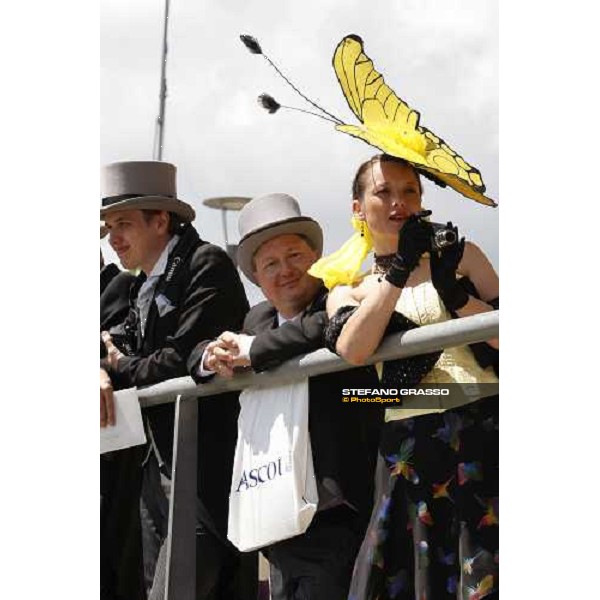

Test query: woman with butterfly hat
[243,32,499,599]
[308,153,499,600]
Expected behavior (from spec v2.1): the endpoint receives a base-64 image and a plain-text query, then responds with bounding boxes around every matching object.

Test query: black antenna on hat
[256,94,340,124]
[240,35,344,125]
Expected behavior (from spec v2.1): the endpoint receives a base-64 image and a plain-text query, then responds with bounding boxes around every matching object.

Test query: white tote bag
[227,379,318,552]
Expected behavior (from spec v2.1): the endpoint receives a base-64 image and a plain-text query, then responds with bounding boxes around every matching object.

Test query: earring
[360,221,365,238]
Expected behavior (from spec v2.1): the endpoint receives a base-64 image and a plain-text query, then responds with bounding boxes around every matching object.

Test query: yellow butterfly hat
[241,33,496,208]
[332,34,496,207]
[240,33,496,287]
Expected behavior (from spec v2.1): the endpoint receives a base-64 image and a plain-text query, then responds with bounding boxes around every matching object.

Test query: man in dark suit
[100,230,145,600]
[99,161,254,600]
[188,193,382,600]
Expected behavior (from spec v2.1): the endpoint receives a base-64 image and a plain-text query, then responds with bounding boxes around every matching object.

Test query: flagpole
[154,0,170,161]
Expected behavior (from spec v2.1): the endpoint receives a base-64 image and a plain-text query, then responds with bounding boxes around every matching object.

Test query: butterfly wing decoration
[333,34,496,207]
[477,497,499,528]
[385,438,420,484]
[433,412,463,452]
[432,476,454,500]
[466,574,495,600]
[417,501,434,526]
[458,461,484,485]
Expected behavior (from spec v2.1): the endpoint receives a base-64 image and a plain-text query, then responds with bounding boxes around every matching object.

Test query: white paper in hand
[100,387,146,454]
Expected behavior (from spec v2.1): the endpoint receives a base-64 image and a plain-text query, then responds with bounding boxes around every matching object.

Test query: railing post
[164,394,198,599]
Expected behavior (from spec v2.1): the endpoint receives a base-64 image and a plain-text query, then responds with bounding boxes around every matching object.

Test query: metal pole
[137,310,500,407]
[155,0,170,161]
[164,395,197,600]
[221,209,228,246]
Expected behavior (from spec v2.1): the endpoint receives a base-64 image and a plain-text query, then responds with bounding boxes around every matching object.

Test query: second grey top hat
[236,193,323,284]
[100,161,196,222]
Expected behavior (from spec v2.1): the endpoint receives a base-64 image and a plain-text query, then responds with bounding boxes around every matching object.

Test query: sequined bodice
[395,280,497,385]
[386,281,498,421]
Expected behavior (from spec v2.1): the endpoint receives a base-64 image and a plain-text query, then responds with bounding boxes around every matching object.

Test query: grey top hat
[237,193,323,284]
[100,161,196,222]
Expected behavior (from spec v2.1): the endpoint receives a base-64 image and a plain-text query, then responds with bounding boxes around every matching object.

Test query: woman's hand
[385,214,432,288]
[430,223,469,311]
[431,227,499,348]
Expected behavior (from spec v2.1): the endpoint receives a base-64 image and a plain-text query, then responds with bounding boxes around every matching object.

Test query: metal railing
[137,310,499,599]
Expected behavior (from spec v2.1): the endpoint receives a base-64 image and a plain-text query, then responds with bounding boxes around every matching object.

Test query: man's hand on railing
[202,332,253,378]
[100,367,115,427]
[203,338,236,378]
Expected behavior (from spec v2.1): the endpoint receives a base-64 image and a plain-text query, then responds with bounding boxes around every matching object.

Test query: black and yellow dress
[327,280,499,600]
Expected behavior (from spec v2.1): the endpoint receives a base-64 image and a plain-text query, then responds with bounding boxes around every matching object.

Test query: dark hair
[142,210,188,235]
[351,154,422,200]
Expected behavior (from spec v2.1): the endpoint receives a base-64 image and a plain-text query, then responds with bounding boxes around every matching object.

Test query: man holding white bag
[188,193,382,600]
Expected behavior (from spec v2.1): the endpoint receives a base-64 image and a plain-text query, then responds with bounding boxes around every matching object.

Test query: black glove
[385,213,432,288]
[430,222,469,311]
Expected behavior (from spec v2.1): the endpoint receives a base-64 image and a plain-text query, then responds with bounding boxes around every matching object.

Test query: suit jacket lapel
[141,294,160,350]
[261,309,278,331]
[247,305,278,334]
[139,227,201,352]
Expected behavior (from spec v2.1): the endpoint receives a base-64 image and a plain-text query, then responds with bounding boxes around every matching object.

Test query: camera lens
[433,228,457,250]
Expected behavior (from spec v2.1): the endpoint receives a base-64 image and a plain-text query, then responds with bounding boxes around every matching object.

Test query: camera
[430,222,458,251]
[413,210,458,252]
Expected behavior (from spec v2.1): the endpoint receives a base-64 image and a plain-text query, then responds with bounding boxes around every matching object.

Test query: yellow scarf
[308,216,373,289]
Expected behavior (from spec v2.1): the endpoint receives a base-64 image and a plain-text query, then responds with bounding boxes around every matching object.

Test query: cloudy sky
[101,0,498,303]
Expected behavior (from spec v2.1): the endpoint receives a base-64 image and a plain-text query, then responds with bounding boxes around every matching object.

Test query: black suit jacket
[102,225,249,535]
[188,285,382,525]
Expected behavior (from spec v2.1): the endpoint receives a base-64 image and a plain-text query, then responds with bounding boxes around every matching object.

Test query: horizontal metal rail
[138,310,499,407]
[140,309,498,599]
